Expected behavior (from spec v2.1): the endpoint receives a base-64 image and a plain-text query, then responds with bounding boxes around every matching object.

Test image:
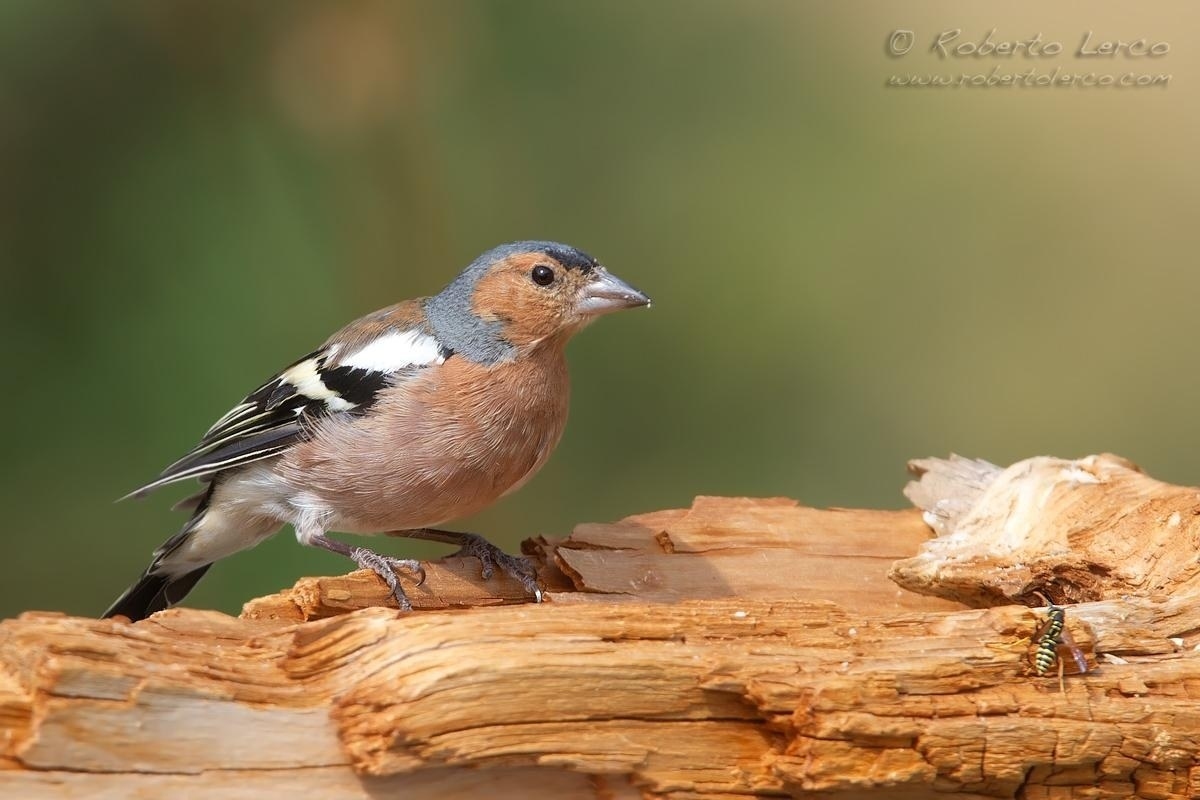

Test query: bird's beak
[578,268,651,316]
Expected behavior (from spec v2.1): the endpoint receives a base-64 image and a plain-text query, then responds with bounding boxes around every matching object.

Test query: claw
[350,547,421,612]
[448,533,542,602]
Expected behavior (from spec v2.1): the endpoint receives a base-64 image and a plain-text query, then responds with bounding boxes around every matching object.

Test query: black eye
[531,264,555,286]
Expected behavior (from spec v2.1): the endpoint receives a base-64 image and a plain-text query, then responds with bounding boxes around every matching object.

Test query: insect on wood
[1029,593,1090,686]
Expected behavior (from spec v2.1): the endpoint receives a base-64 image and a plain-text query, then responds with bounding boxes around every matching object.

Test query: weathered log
[4,463,1200,799]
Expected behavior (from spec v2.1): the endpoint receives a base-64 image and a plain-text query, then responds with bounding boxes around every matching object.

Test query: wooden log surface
[5,463,1200,799]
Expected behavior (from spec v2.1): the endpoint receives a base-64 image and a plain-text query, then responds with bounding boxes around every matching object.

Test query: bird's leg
[399,528,542,602]
[305,533,425,612]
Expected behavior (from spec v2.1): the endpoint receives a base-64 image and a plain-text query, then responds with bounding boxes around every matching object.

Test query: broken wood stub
[244,497,959,622]
[895,453,1200,607]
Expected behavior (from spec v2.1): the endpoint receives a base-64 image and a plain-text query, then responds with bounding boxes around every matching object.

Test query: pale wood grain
[896,453,1200,606]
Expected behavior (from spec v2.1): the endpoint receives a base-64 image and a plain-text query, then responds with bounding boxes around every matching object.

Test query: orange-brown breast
[276,344,571,532]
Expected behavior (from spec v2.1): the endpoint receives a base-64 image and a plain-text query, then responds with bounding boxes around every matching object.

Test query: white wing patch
[339,329,445,372]
[280,358,356,411]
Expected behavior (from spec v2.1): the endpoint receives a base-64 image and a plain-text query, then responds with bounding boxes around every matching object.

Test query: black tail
[103,564,211,621]
[105,484,217,621]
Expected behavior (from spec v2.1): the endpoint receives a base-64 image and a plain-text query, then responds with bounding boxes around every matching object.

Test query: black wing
[122,348,393,499]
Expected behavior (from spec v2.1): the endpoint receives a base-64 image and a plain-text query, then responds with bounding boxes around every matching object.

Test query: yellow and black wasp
[1029,593,1090,686]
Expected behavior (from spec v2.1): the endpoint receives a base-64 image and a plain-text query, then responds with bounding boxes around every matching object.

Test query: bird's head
[425,241,650,362]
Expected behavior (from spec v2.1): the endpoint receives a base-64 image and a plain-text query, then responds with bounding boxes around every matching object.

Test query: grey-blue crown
[478,241,598,274]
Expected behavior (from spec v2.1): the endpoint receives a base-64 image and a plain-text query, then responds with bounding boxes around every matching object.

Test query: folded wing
[123,324,450,500]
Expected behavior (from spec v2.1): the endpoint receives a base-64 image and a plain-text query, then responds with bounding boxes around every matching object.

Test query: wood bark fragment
[894,453,1200,606]
[4,471,1200,799]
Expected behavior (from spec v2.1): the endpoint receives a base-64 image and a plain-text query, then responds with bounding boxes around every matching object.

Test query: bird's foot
[350,547,425,612]
[448,533,542,602]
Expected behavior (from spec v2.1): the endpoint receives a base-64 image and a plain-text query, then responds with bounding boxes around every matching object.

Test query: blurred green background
[2,2,1196,618]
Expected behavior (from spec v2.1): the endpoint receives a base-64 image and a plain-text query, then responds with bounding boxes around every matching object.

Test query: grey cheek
[425,289,516,366]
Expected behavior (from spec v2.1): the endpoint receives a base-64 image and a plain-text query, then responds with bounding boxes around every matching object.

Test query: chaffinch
[105,241,650,621]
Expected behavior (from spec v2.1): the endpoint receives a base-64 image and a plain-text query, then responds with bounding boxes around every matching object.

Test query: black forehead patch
[537,244,598,274]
